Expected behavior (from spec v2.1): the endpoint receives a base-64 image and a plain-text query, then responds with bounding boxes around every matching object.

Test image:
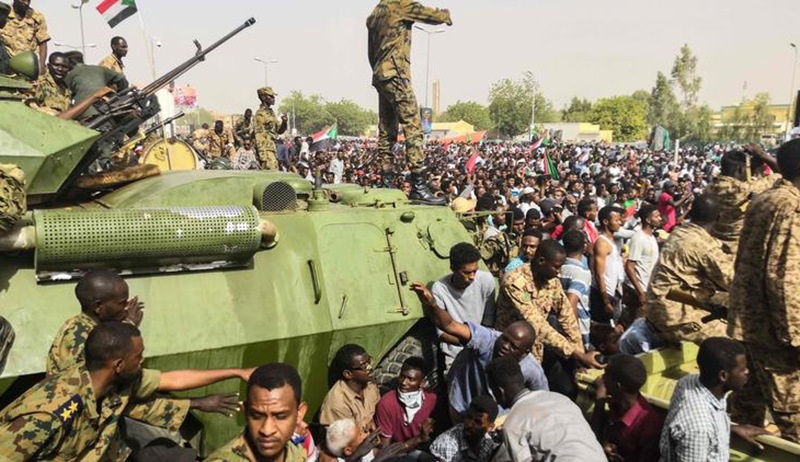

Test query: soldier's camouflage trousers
[255,136,279,170]
[373,78,424,168]
[0,164,26,234]
[748,344,800,443]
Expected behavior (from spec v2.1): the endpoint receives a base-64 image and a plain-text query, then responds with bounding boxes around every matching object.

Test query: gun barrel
[142,18,256,96]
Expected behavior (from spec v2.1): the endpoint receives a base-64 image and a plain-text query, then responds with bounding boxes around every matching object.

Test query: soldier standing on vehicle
[26,51,70,115]
[646,194,733,346]
[729,138,800,443]
[366,0,452,205]
[706,144,780,255]
[0,0,49,75]
[254,86,287,170]
[98,36,127,75]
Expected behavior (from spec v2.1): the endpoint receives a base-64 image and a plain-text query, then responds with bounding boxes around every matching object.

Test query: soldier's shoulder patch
[53,395,83,430]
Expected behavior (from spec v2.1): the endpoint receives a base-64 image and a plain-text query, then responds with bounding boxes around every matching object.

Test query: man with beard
[410,281,547,421]
[207,363,308,462]
[26,51,71,115]
[0,322,252,460]
[98,36,127,75]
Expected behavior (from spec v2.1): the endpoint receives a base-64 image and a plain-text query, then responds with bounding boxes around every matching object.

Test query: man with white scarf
[374,357,437,455]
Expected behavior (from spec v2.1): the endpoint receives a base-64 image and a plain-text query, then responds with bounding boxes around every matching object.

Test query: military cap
[0,2,10,13]
[257,86,277,97]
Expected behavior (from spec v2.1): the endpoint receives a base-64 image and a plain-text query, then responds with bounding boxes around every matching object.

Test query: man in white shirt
[623,204,662,323]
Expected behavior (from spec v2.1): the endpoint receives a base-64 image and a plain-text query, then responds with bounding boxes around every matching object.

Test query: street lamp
[253,57,278,87]
[414,26,445,107]
[70,1,90,57]
[787,43,799,140]
[53,41,96,51]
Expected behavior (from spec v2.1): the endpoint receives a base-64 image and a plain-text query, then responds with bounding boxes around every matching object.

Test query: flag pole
[136,5,157,81]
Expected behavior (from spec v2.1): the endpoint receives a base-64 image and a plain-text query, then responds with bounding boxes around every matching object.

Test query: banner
[420,107,433,135]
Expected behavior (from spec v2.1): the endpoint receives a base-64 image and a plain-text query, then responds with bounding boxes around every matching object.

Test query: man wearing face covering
[375,357,437,452]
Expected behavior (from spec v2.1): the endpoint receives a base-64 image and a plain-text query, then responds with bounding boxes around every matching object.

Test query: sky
[35,0,800,115]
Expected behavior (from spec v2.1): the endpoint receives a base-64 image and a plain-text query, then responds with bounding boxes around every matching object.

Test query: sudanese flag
[97,0,138,29]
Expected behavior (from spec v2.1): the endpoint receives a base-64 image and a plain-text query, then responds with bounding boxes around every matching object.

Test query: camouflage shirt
[645,223,733,342]
[366,0,451,84]
[707,173,779,252]
[480,228,517,278]
[208,129,236,159]
[0,365,163,461]
[205,433,306,462]
[254,105,284,151]
[234,119,255,143]
[46,312,191,458]
[98,54,124,75]
[729,179,800,349]
[27,70,71,115]
[0,6,49,57]
[0,163,26,234]
[496,264,584,362]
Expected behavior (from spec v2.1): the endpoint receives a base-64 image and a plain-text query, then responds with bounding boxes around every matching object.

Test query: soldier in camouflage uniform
[0,322,250,460]
[366,0,451,205]
[0,0,49,75]
[26,51,70,115]
[234,108,255,147]
[0,163,24,235]
[254,86,287,170]
[207,120,236,159]
[479,205,517,278]
[645,195,733,345]
[729,138,800,442]
[496,240,603,371]
[0,2,10,74]
[98,36,127,75]
[207,363,307,462]
[707,144,781,254]
[44,270,241,460]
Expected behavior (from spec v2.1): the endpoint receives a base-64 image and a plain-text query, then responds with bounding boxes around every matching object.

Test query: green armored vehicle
[0,19,468,453]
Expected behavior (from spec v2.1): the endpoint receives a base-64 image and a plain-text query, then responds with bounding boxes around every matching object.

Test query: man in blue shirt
[559,230,592,349]
[410,281,548,423]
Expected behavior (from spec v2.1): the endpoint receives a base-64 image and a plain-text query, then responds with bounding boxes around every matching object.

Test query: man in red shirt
[375,357,437,452]
[592,354,664,462]
[658,181,692,233]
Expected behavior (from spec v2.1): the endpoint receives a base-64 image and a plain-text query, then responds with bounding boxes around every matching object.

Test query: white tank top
[597,234,625,297]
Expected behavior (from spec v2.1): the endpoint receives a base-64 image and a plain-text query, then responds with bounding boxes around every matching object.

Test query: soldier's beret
[257,87,277,97]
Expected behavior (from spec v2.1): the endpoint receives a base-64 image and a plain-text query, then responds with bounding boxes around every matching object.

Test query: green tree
[439,100,493,130]
[648,71,680,130]
[561,97,593,122]
[324,99,377,136]
[277,91,334,134]
[587,96,649,142]
[671,44,702,111]
[747,93,773,142]
[488,73,558,138]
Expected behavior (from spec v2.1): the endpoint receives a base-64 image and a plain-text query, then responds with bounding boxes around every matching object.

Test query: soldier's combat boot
[408,170,445,206]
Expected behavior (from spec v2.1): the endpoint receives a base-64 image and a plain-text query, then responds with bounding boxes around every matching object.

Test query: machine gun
[117,111,186,154]
[59,18,256,194]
